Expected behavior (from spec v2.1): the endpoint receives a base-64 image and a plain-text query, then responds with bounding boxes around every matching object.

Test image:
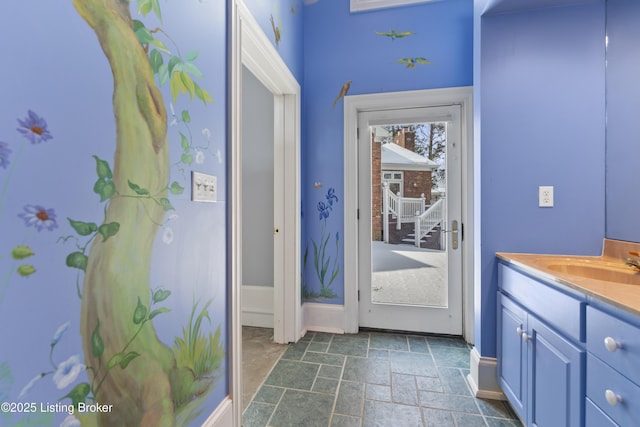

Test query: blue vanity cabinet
[585,305,640,426]
[497,263,586,427]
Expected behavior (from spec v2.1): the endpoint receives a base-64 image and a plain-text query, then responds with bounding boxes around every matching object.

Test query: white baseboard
[202,396,233,427]
[302,302,345,334]
[467,346,506,401]
[242,285,274,328]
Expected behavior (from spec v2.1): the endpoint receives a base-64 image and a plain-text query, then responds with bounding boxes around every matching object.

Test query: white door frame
[343,87,474,341]
[230,0,301,424]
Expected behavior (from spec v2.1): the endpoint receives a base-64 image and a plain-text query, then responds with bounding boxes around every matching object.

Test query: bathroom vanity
[496,240,640,427]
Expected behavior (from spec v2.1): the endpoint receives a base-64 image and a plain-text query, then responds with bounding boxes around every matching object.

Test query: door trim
[343,87,474,341]
[231,0,301,423]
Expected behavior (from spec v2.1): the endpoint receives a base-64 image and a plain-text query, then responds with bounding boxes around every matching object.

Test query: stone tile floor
[243,330,523,427]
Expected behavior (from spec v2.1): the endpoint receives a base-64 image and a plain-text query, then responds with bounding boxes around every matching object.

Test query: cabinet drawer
[499,264,584,341]
[587,306,640,385]
[587,354,640,426]
[586,398,617,427]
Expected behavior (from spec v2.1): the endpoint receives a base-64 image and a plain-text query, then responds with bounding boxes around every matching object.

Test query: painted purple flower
[18,204,58,231]
[326,187,338,206]
[53,355,84,390]
[16,110,53,144]
[318,201,330,220]
[0,141,11,169]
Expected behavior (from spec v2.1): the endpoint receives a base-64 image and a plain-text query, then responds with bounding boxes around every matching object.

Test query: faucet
[625,251,640,271]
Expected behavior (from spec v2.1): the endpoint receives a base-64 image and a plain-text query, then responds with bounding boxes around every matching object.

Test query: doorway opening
[343,87,474,341]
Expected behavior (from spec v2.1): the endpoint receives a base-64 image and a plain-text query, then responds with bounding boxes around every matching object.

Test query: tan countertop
[497,252,640,317]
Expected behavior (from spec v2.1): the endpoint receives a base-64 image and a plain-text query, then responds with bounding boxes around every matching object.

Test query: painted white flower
[51,321,70,347]
[202,128,211,139]
[163,227,174,245]
[215,149,223,164]
[195,149,205,164]
[60,415,81,427]
[167,213,179,222]
[53,355,84,390]
[18,373,44,399]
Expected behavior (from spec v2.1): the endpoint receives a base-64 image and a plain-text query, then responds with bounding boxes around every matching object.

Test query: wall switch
[539,186,554,207]
[192,171,217,202]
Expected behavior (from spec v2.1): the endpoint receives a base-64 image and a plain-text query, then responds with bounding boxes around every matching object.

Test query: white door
[358,105,462,335]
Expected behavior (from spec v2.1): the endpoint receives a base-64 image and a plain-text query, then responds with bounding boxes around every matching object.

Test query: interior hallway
[242,329,522,427]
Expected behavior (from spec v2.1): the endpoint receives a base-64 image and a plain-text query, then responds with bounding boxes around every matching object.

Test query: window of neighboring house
[350,0,435,13]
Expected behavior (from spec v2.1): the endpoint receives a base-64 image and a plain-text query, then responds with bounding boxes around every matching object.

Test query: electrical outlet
[539,186,554,207]
[191,171,217,202]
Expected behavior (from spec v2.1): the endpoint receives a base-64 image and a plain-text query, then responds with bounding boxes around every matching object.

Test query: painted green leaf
[133,297,148,325]
[181,153,193,165]
[181,110,191,123]
[93,155,113,179]
[106,352,124,371]
[99,181,116,202]
[168,56,182,75]
[61,382,90,408]
[68,218,98,236]
[149,307,170,320]
[98,222,120,242]
[149,49,163,74]
[150,0,162,22]
[119,351,140,369]
[150,39,170,54]
[91,319,104,359]
[185,51,199,62]
[158,63,169,86]
[169,181,184,195]
[66,252,88,271]
[179,72,196,99]
[134,26,154,45]
[159,198,174,212]
[11,245,34,260]
[183,62,204,79]
[128,180,150,196]
[138,0,153,17]
[180,132,189,150]
[153,289,171,303]
[170,72,187,102]
[17,264,36,277]
[194,83,213,104]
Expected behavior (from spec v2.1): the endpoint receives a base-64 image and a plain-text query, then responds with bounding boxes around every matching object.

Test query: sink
[547,263,640,285]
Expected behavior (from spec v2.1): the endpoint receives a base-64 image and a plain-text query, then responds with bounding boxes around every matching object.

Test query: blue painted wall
[477,1,606,356]
[0,2,227,425]
[302,0,473,304]
[605,0,640,243]
[243,0,304,82]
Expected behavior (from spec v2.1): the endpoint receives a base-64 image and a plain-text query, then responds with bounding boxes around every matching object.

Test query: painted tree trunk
[72,1,175,425]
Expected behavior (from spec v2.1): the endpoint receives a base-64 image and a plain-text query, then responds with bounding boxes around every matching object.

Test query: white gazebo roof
[381,143,437,172]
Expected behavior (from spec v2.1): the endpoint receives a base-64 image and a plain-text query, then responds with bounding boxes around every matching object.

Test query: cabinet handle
[521,332,531,343]
[604,337,622,352]
[605,389,622,406]
[516,327,524,337]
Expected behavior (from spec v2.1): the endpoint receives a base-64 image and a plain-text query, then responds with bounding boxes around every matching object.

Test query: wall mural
[0,1,226,426]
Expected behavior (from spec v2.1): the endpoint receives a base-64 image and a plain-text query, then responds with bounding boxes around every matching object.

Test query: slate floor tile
[269,389,334,427]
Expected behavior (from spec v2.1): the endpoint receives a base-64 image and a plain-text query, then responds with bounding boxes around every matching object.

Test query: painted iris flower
[53,355,84,390]
[18,204,58,231]
[326,187,338,206]
[0,141,11,169]
[16,110,53,144]
[318,201,330,220]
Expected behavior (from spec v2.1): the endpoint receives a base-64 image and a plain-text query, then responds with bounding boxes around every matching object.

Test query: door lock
[442,220,459,250]
[274,227,279,235]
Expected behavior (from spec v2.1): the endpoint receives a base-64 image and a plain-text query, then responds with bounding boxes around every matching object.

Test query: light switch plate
[191,171,217,202]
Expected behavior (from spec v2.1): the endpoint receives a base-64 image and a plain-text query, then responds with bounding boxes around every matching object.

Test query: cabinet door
[529,315,585,427]
[497,293,527,422]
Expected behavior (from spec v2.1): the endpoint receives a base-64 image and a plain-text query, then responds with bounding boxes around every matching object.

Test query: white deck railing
[414,197,445,247]
[382,183,427,242]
